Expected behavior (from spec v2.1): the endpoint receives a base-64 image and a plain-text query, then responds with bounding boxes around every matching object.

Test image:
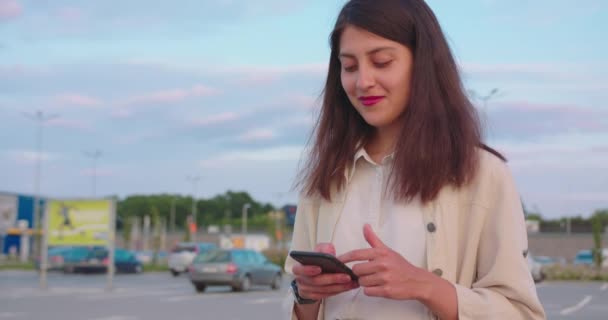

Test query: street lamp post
[186,175,201,241]
[241,203,251,241]
[84,150,102,197]
[23,110,59,259]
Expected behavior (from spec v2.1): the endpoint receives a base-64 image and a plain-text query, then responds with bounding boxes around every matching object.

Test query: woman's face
[339,25,414,132]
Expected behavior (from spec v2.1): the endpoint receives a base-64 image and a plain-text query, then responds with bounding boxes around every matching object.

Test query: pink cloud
[56,7,84,23]
[189,112,240,127]
[238,128,276,142]
[123,84,221,107]
[54,93,102,107]
[0,0,22,21]
[110,109,134,119]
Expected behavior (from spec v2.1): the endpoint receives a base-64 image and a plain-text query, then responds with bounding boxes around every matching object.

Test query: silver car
[188,248,282,293]
[168,242,216,276]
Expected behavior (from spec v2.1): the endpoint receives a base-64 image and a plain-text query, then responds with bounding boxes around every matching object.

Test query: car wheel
[193,282,206,293]
[271,273,282,290]
[170,269,179,277]
[135,265,143,274]
[237,275,251,292]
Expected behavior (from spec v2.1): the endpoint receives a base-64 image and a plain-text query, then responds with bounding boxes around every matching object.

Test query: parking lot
[1,271,607,319]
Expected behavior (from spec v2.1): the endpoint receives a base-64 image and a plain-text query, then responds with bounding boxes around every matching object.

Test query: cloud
[188,112,241,127]
[46,118,92,131]
[486,100,608,139]
[237,128,277,143]
[5,150,61,164]
[0,0,22,21]
[54,93,102,108]
[56,7,84,23]
[121,84,221,107]
[200,145,304,168]
[462,62,607,84]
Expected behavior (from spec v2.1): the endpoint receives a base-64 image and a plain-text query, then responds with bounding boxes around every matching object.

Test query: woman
[285,0,546,319]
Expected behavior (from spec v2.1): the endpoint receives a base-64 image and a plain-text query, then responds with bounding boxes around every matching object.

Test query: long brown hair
[298,0,504,203]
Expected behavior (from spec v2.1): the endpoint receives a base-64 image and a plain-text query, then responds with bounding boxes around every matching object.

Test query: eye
[374,61,392,68]
[343,65,357,73]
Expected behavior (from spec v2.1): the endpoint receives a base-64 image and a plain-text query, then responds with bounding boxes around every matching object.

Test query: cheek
[340,73,356,95]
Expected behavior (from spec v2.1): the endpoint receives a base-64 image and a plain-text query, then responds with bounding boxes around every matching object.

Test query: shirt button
[427,222,436,233]
[432,268,443,277]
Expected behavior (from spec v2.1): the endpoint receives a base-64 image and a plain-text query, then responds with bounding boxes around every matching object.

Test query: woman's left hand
[338,223,433,301]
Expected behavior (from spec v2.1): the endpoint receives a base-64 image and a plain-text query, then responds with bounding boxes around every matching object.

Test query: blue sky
[0,0,607,219]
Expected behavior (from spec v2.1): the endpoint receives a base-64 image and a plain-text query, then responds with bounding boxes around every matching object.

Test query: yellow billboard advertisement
[47,199,113,246]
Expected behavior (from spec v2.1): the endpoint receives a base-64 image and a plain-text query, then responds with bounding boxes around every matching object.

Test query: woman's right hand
[292,243,360,301]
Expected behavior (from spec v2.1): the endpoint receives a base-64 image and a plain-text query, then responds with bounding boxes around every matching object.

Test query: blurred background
[0,1,607,319]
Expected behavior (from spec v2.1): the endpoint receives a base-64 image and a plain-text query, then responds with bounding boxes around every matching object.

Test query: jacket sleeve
[454,161,546,319]
[282,196,324,320]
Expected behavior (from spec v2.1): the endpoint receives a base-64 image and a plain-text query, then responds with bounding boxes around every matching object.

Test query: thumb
[363,224,386,248]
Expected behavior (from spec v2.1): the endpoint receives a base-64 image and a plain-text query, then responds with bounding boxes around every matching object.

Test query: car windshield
[196,250,231,263]
[576,252,592,259]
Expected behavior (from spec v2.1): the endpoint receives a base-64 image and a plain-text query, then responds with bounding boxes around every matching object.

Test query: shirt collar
[348,147,394,181]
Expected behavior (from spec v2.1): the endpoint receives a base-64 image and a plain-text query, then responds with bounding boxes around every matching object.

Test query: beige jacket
[284,150,546,319]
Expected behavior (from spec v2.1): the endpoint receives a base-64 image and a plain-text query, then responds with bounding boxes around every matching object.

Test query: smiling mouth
[359,96,384,106]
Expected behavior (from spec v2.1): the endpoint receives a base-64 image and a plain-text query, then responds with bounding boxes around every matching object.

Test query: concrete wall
[528,233,608,262]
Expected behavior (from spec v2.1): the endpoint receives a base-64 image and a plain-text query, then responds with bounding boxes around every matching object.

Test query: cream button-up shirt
[284,149,546,320]
[324,148,428,320]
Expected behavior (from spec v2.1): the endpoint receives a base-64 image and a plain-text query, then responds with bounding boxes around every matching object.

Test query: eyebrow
[338,47,397,59]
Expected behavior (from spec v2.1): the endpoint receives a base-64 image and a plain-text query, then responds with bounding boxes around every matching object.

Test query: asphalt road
[1,271,607,319]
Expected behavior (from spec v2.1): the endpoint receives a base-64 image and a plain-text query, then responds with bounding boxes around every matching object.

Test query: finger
[298,281,359,300]
[351,261,381,277]
[356,273,387,288]
[292,264,322,277]
[362,285,389,298]
[298,273,353,286]
[338,248,377,264]
[314,242,336,256]
[363,223,386,249]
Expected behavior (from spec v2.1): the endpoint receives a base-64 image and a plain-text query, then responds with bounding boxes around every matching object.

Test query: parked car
[35,246,75,271]
[62,247,143,274]
[62,246,106,273]
[526,252,545,283]
[188,248,282,293]
[573,249,608,267]
[533,255,566,267]
[168,242,217,276]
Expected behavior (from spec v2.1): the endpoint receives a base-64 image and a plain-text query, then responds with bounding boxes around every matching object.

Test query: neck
[367,124,400,161]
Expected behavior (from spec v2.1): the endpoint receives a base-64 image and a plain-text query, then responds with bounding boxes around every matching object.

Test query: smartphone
[289,250,358,280]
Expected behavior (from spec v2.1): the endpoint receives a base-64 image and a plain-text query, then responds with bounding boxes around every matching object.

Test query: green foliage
[122,216,133,245]
[543,265,608,281]
[116,191,278,232]
[0,261,36,270]
[592,216,604,270]
[150,206,162,265]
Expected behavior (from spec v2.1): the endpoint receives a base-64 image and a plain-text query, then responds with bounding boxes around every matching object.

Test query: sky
[0,0,607,219]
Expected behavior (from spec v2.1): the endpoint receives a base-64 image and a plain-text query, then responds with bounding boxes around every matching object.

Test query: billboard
[47,199,113,246]
[0,194,18,234]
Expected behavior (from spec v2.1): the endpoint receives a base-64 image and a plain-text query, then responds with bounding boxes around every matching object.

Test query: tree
[150,206,161,265]
[592,216,604,271]
[122,216,133,249]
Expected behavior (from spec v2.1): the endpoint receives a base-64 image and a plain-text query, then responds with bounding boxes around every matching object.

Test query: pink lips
[359,96,384,106]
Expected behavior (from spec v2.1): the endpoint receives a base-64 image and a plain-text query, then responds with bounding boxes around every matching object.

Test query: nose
[356,65,375,91]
